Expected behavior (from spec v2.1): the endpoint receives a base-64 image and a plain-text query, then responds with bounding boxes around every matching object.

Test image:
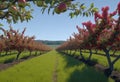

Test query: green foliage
[0,1,98,24]
[68,2,98,18]
[0,1,33,24]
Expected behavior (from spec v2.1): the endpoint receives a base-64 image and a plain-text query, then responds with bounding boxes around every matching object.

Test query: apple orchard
[0,0,120,78]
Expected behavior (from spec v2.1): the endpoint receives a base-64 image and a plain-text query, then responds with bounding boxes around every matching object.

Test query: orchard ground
[0,50,114,82]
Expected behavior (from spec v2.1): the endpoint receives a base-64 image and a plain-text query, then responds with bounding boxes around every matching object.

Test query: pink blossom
[82,21,96,34]
[110,11,117,16]
[94,12,103,21]
[82,21,92,27]
[102,6,109,19]
[102,6,109,11]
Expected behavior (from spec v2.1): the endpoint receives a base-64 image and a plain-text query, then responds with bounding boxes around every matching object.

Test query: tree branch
[112,55,120,64]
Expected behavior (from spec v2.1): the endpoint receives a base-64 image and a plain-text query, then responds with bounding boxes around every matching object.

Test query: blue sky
[0,0,120,41]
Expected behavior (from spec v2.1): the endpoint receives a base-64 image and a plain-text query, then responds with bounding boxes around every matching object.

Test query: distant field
[36,40,65,49]
[48,44,60,49]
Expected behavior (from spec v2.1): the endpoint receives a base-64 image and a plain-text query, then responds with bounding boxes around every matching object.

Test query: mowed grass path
[0,50,114,82]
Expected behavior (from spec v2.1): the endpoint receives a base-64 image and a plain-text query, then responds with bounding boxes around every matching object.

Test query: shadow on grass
[57,52,83,68]
[3,57,15,64]
[66,66,109,82]
[84,58,98,66]
[57,51,110,82]
[58,51,99,67]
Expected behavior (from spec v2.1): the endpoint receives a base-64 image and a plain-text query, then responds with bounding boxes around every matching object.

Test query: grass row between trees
[65,50,120,72]
[0,50,114,82]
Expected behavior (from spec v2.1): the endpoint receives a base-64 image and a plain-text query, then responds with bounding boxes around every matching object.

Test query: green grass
[56,51,114,82]
[0,51,40,64]
[84,52,120,71]
[0,50,114,82]
[0,51,55,82]
[69,50,120,72]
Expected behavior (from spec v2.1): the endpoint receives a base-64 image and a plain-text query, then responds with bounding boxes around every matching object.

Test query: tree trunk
[72,50,77,55]
[95,49,98,54]
[9,51,11,55]
[35,51,37,55]
[29,51,32,56]
[16,51,22,60]
[5,50,8,55]
[79,49,85,60]
[112,49,117,56]
[0,51,1,56]
[88,49,92,61]
[112,55,120,65]
[40,51,42,55]
[66,50,68,54]
[103,48,113,76]
[69,50,71,55]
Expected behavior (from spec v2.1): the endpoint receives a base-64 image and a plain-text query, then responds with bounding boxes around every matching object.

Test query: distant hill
[35,40,65,45]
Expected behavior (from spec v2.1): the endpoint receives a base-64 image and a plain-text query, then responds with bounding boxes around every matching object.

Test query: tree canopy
[0,0,98,25]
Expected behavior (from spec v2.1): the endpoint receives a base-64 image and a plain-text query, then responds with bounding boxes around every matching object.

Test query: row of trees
[0,27,52,60]
[56,2,120,76]
[0,0,97,61]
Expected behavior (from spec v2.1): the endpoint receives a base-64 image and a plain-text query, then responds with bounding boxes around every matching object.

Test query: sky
[0,0,120,41]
